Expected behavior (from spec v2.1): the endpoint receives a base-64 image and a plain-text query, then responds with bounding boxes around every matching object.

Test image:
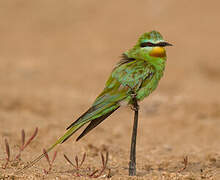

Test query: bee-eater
[20,30,172,171]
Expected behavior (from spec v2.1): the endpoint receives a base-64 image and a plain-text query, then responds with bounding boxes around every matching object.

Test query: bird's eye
[140,42,155,47]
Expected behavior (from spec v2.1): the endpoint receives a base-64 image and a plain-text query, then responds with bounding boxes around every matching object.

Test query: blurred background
[0,0,220,178]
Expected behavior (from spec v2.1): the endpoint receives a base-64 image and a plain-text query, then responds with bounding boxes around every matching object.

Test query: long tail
[16,104,120,173]
[16,122,84,174]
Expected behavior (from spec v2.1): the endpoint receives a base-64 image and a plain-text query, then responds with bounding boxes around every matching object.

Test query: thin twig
[89,169,99,177]
[21,129,25,147]
[64,151,110,178]
[3,139,10,169]
[43,149,57,174]
[79,153,86,168]
[21,127,38,151]
[64,153,86,176]
[91,151,109,178]
[43,149,50,166]
[15,128,38,160]
[178,156,188,172]
[75,155,79,169]
[64,154,76,168]
[51,151,57,164]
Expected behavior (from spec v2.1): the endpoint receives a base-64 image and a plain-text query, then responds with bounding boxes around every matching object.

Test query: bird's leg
[126,85,139,176]
[130,100,139,111]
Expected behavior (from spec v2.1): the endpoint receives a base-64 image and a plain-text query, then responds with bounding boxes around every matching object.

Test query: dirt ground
[0,1,220,179]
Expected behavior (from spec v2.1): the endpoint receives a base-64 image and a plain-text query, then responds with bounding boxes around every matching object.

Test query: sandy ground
[0,1,220,179]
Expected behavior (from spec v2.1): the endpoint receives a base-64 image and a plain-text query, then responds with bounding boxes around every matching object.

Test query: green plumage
[20,30,171,171]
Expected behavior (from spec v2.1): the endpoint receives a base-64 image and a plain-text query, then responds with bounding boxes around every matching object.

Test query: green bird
[21,30,172,170]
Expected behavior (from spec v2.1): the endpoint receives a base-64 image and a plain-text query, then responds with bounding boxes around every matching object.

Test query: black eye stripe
[140,42,171,47]
[140,42,155,47]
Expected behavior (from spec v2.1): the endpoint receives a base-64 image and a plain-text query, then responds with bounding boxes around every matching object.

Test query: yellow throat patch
[149,47,166,58]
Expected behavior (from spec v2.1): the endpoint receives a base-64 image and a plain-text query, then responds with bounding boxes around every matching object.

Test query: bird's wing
[111,58,154,94]
[67,57,152,132]
[76,106,119,141]
[71,58,154,141]
[65,76,129,139]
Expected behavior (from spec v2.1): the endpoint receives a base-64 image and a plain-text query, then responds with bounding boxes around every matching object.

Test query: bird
[20,30,172,171]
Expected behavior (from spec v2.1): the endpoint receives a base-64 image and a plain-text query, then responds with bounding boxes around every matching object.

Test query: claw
[130,104,139,111]
[126,85,137,98]
[125,84,139,111]
[130,92,137,99]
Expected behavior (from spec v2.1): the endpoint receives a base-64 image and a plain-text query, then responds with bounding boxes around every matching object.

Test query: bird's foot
[126,85,137,98]
[126,85,139,111]
[129,103,139,111]
[130,91,137,99]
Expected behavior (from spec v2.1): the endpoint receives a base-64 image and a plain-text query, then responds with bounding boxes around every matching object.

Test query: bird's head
[127,31,172,64]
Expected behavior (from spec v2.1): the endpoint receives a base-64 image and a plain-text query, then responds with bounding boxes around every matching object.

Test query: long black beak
[156,42,173,47]
[164,42,173,46]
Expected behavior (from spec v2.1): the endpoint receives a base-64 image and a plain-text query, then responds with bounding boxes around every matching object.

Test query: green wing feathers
[63,102,120,143]
[76,106,120,141]
[63,58,153,143]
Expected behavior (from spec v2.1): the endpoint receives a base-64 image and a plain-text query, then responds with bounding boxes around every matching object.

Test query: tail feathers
[66,106,95,130]
[60,121,87,143]
[16,122,86,173]
[16,140,59,174]
[76,106,120,141]
[17,103,120,173]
